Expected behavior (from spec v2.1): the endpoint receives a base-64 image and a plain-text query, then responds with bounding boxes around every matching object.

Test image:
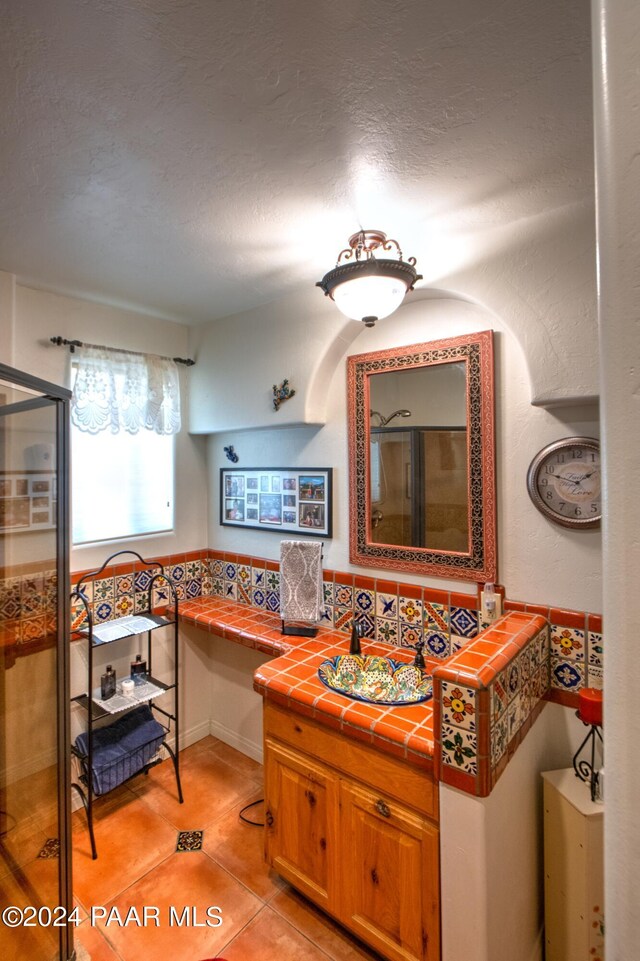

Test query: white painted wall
[203,294,600,611]
[440,703,585,961]
[1,279,209,572]
[591,0,640,956]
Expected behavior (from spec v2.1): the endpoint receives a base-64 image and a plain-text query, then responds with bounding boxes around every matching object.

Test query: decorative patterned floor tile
[551,625,585,661]
[550,656,585,691]
[38,838,60,859]
[450,606,479,638]
[425,631,449,658]
[441,683,476,731]
[176,830,204,852]
[441,724,477,775]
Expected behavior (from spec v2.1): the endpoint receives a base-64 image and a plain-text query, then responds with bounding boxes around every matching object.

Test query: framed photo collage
[220,467,332,538]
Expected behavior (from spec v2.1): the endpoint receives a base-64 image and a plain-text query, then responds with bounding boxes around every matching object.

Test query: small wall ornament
[272,379,296,411]
[224,445,239,463]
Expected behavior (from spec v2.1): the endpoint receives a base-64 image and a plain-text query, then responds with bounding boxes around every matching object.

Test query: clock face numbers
[529,439,601,527]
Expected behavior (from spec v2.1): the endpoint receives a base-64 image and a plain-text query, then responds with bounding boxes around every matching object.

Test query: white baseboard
[208,717,263,765]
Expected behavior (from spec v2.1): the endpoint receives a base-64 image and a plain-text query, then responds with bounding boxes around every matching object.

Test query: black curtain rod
[49,336,195,367]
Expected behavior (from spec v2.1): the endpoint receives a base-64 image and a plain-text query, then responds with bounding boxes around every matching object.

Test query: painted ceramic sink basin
[318,653,432,706]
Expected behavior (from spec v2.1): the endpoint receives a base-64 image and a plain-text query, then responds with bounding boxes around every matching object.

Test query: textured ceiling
[0,0,593,324]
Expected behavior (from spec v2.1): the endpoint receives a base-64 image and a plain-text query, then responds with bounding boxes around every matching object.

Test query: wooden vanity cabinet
[263,703,440,961]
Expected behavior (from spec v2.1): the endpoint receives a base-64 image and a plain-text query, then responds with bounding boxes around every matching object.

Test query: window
[71,426,174,545]
[69,347,179,545]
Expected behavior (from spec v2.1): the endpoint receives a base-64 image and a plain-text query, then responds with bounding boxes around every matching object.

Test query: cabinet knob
[374,798,391,818]
[265,809,274,827]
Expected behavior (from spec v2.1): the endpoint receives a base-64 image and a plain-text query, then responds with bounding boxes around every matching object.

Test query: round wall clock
[527,436,601,529]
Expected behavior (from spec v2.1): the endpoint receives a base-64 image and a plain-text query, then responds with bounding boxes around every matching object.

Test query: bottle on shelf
[100,665,116,700]
[131,653,147,686]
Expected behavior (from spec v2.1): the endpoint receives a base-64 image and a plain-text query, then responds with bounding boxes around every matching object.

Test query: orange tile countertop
[177,597,550,795]
[177,596,436,767]
[253,635,437,768]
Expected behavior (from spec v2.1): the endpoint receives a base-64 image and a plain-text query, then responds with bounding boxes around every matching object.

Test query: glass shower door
[0,366,72,961]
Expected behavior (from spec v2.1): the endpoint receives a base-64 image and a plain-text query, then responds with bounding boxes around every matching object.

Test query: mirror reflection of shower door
[370,430,413,546]
[0,368,72,961]
[370,427,468,551]
[422,429,468,552]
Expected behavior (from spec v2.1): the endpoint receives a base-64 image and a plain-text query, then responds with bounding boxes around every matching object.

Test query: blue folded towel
[75,705,165,795]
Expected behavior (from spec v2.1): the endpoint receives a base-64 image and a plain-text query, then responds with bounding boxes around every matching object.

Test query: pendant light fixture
[316,229,422,327]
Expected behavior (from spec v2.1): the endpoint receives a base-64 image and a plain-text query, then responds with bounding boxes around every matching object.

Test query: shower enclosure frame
[0,362,73,961]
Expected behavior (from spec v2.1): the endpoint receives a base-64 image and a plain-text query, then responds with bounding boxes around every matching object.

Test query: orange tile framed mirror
[347,330,497,583]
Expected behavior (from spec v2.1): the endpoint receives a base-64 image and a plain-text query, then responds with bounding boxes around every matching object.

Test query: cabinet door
[264,737,339,910]
[340,780,440,961]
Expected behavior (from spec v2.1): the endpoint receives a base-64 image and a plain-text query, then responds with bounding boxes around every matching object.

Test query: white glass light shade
[332,274,408,323]
[317,231,421,327]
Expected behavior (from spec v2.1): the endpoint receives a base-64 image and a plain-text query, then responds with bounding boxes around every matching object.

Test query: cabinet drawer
[264,702,437,821]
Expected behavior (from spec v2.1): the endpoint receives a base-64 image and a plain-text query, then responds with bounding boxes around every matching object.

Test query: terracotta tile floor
[72,736,383,961]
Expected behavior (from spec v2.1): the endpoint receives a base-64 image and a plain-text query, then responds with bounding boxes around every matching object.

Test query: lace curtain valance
[71,345,181,435]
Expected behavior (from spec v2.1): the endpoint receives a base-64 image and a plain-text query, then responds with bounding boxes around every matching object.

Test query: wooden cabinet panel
[263,703,440,961]
[340,781,440,961]
[264,737,339,909]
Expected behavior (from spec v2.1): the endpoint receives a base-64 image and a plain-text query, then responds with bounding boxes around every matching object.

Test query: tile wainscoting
[0,546,602,710]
